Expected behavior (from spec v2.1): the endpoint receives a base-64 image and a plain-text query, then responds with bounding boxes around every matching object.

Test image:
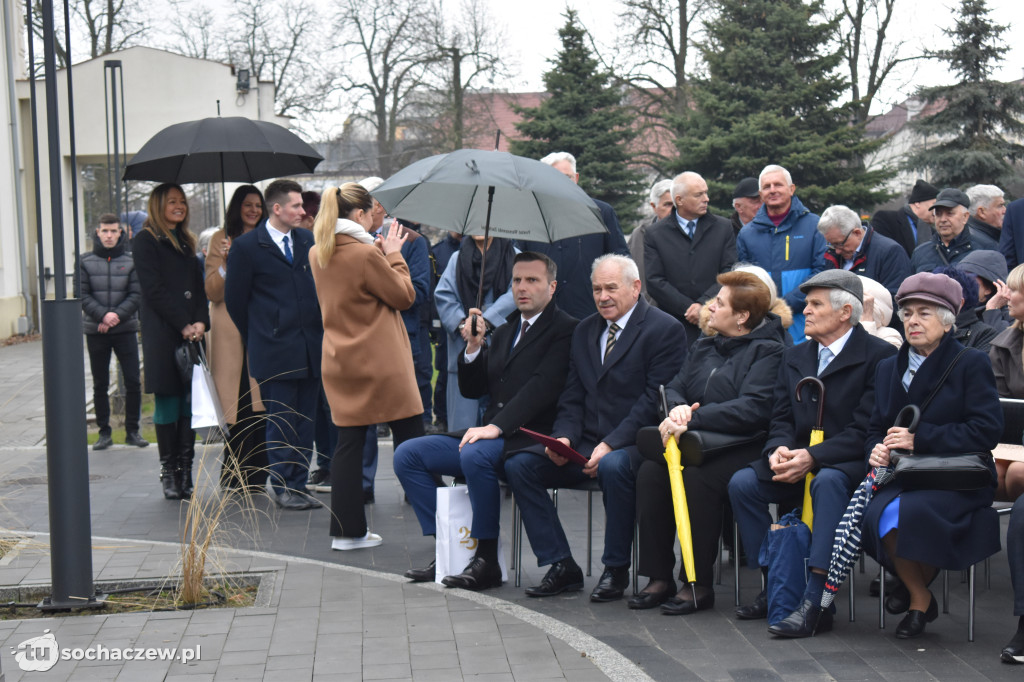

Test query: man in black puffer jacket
[76,214,148,450]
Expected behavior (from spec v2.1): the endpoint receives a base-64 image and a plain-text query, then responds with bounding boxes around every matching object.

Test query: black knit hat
[908,179,939,204]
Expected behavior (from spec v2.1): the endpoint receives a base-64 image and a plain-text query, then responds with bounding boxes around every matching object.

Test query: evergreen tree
[905,0,1024,187]
[674,0,890,213]
[511,11,643,222]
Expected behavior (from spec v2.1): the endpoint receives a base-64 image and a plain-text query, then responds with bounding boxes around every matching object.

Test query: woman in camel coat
[204,185,267,490]
[310,182,424,551]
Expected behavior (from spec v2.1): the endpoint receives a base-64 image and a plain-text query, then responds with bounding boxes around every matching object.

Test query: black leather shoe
[525,559,584,597]
[894,594,938,639]
[1001,635,1024,664]
[405,560,435,582]
[627,581,676,610]
[736,590,768,620]
[93,434,114,451]
[442,556,503,591]
[885,582,910,614]
[660,590,715,616]
[590,565,630,602]
[276,491,314,510]
[125,432,150,448]
[767,599,833,638]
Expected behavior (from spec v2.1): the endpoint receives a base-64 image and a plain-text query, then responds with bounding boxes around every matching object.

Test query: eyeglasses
[827,231,855,250]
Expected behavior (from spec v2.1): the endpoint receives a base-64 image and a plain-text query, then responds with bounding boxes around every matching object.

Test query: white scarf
[334,218,374,244]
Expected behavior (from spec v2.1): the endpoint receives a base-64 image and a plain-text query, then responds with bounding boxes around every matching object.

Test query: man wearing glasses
[818,205,911,296]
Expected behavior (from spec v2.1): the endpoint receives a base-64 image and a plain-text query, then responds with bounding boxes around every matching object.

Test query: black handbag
[174,340,202,386]
[889,349,994,491]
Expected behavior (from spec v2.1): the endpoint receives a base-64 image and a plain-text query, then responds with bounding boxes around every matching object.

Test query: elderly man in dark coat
[818,205,911,297]
[911,188,999,273]
[861,272,1002,639]
[644,171,737,346]
[727,269,896,637]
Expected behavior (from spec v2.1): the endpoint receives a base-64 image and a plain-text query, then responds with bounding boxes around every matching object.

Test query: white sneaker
[331,532,383,551]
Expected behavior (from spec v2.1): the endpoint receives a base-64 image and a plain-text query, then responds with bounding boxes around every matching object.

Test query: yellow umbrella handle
[800,472,814,530]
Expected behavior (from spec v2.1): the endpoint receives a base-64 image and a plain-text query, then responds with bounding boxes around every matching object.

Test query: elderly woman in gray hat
[860,272,1002,639]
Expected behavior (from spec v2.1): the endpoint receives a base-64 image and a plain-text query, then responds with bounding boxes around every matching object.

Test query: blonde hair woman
[989,263,1024,500]
[310,183,425,550]
[133,183,209,500]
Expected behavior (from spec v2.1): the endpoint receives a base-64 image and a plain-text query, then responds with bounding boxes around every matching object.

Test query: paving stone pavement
[0,338,1021,681]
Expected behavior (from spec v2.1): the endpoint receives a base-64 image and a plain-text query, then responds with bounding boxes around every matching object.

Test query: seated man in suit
[504,254,686,601]
[394,252,578,589]
[727,269,896,637]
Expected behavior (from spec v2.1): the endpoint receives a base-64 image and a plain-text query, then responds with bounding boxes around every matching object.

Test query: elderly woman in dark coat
[862,272,1002,639]
[630,271,787,614]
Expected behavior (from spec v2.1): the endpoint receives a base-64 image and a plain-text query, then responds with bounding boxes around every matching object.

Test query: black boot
[155,422,182,500]
[177,418,196,499]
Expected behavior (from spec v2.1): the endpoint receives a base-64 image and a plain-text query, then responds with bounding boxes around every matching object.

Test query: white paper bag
[434,485,508,584]
[191,359,226,432]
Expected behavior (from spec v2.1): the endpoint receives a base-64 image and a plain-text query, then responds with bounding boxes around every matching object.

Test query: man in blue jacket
[818,205,911,296]
[225,179,323,511]
[737,165,827,343]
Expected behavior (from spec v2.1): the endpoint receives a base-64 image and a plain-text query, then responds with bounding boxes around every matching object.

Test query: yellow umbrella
[795,377,826,530]
[664,434,697,588]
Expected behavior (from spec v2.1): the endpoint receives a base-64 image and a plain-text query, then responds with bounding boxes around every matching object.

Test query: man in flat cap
[871,179,939,257]
[728,269,896,637]
[730,177,763,235]
[911,188,1000,273]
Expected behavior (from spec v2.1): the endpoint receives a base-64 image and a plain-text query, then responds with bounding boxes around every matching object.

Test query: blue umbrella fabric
[820,465,896,610]
[123,117,322,184]
[370,149,607,242]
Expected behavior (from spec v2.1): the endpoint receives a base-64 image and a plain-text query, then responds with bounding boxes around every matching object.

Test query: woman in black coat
[630,271,787,615]
[133,183,210,501]
[863,272,1002,639]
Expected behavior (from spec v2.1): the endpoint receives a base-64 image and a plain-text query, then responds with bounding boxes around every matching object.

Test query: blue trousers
[393,434,505,538]
[728,466,854,572]
[261,377,318,496]
[504,446,641,568]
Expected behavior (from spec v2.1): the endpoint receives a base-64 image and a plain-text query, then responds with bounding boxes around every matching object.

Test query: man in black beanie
[870,179,939,257]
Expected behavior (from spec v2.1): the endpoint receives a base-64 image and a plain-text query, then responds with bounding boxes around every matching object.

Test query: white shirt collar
[265,221,292,254]
[819,325,855,361]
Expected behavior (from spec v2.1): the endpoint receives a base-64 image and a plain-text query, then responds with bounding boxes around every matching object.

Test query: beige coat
[204,228,264,423]
[310,233,422,426]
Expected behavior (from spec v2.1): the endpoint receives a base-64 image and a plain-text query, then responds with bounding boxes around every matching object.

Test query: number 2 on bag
[458,526,478,550]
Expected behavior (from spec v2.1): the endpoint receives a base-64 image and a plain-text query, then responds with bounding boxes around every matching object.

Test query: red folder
[519,428,590,467]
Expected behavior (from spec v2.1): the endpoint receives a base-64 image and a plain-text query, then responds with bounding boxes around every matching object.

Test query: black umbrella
[373,148,607,309]
[123,117,322,184]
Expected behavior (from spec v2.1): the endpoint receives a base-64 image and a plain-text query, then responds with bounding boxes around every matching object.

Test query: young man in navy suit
[504,254,686,602]
[225,179,323,510]
[394,252,578,589]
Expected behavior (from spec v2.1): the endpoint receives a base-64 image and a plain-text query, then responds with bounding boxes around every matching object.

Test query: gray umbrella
[373,149,608,308]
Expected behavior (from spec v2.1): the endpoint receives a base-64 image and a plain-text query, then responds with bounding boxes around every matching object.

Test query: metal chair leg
[849,568,855,622]
[968,563,976,642]
[734,521,741,607]
[715,531,723,585]
[879,566,886,629]
[633,524,639,595]
[585,490,593,577]
[514,501,522,587]
[943,570,950,615]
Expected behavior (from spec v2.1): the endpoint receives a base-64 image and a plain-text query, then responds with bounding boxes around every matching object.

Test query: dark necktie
[604,322,620,363]
[686,220,696,239]
[282,235,294,264]
[515,320,530,347]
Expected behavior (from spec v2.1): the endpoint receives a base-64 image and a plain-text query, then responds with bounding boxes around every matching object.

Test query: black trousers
[636,446,756,587]
[330,415,424,537]
[222,354,268,490]
[86,331,141,434]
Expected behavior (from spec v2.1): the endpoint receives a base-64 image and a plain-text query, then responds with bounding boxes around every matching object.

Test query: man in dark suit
[728,269,896,637]
[225,179,323,510]
[504,255,686,601]
[644,171,737,345]
[520,152,629,320]
[1000,198,1024,270]
[818,204,911,296]
[871,179,939,257]
[394,252,577,589]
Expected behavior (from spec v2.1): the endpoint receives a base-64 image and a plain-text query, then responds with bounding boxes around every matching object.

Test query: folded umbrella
[795,376,826,530]
[657,386,698,598]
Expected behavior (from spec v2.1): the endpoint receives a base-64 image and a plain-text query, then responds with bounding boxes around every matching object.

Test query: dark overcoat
[644,210,737,345]
[752,324,897,484]
[457,301,578,457]
[551,298,686,454]
[223,224,322,382]
[871,207,933,257]
[861,333,1003,569]
[132,228,210,395]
